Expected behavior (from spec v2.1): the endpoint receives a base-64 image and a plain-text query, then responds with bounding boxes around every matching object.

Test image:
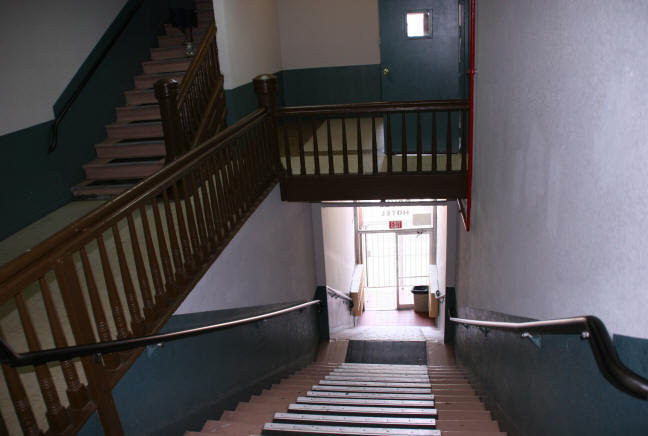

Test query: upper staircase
[186,362,506,435]
[71,0,220,198]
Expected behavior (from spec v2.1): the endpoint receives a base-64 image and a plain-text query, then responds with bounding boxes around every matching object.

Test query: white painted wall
[0,0,127,135]
[175,186,317,313]
[212,0,282,90]
[276,0,380,70]
[456,0,648,338]
[320,206,356,293]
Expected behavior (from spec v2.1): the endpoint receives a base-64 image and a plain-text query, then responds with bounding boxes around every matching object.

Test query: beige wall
[321,206,357,293]
[0,0,127,135]
[213,0,282,89]
[277,0,380,70]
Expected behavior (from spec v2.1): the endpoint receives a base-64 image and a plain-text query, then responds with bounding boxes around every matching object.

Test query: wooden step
[70,179,138,198]
[306,391,435,400]
[134,71,184,89]
[340,364,428,370]
[95,138,165,159]
[151,45,189,60]
[142,58,192,74]
[312,385,432,394]
[124,89,157,105]
[157,29,208,48]
[434,402,485,411]
[164,21,211,36]
[201,419,263,434]
[442,432,506,436]
[324,375,431,383]
[106,121,163,139]
[436,411,491,420]
[287,404,437,418]
[296,397,435,408]
[115,104,160,123]
[262,422,440,435]
[83,157,164,180]
[273,413,436,429]
[435,420,501,432]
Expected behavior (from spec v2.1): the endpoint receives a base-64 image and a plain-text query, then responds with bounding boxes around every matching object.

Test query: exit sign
[389,221,402,229]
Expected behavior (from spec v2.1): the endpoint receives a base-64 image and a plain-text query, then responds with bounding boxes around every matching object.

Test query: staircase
[71,1,215,198]
[186,362,506,435]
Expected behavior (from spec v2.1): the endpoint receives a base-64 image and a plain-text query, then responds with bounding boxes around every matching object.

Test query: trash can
[411,285,429,313]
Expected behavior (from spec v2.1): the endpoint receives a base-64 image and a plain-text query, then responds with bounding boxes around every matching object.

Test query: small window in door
[406,10,432,38]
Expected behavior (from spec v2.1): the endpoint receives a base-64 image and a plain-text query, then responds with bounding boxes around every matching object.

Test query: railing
[156,22,227,163]
[0,109,277,435]
[325,286,353,304]
[48,0,146,153]
[450,315,648,400]
[0,300,319,367]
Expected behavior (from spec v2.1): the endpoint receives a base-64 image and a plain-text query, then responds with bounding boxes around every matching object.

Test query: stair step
[306,391,435,400]
[70,179,138,198]
[164,21,211,36]
[106,120,163,139]
[134,71,184,89]
[262,423,440,435]
[288,404,437,417]
[124,89,157,105]
[273,413,436,429]
[312,385,432,394]
[95,138,165,159]
[296,397,435,408]
[151,46,190,60]
[319,380,432,388]
[325,375,431,383]
[332,369,429,376]
[116,104,160,123]
[437,411,492,420]
[341,364,428,370]
[142,57,192,74]
[83,157,164,180]
[201,419,262,434]
[157,29,208,48]
[436,420,501,432]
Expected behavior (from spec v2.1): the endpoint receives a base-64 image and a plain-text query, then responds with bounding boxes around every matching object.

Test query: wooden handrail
[178,23,217,106]
[276,99,469,116]
[0,109,266,297]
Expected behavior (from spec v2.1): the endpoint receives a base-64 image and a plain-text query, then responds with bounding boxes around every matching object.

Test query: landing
[332,309,443,342]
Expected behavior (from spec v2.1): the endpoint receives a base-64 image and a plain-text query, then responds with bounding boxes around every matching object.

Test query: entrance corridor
[331,309,443,342]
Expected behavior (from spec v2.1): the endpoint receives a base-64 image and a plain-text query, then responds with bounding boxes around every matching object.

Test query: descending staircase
[71,1,214,198]
[186,362,506,435]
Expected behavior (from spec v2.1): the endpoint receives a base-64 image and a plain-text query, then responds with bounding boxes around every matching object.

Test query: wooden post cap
[253,74,278,111]
[154,79,179,99]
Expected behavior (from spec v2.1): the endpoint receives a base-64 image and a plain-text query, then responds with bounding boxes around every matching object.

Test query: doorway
[358,205,436,310]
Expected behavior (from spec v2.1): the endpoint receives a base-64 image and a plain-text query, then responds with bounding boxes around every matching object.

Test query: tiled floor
[357,309,437,327]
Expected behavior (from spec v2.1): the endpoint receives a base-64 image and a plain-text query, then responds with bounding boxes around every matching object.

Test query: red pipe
[464,0,476,231]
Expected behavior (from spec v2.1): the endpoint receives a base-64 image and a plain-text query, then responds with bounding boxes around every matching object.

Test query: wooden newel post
[155,79,184,164]
[253,74,283,174]
[253,74,277,113]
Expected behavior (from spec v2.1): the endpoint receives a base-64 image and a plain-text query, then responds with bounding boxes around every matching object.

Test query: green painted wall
[78,301,320,435]
[0,0,169,241]
[454,306,648,435]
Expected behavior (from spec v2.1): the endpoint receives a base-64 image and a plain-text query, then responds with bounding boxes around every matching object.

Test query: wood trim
[280,173,468,202]
[276,99,469,117]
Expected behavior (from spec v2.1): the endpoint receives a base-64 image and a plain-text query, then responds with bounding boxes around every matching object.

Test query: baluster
[172,183,195,271]
[80,247,121,369]
[236,137,252,207]
[297,118,306,175]
[224,143,241,220]
[326,119,334,175]
[40,278,92,408]
[207,155,227,237]
[0,410,9,436]
[1,360,42,436]
[112,225,145,336]
[155,79,183,163]
[54,255,125,436]
[254,119,271,183]
[386,114,393,174]
[311,118,320,175]
[189,170,210,255]
[356,116,363,174]
[161,190,184,285]
[432,112,438,172]
[446,111,452,171]
[371,116,378,174]
[181,176,203,265]
[126,214,155,323]
[15,293,71,433]
[282,123,292,175]
[461,109,467,172]
[97,236,130,339]
[215,150,235,229]
[416,112,422,172]
[139,205,168,308]
[342,117,349,174]
[249,128,263,191]
[198,164,217,246]
[401,112,407,173]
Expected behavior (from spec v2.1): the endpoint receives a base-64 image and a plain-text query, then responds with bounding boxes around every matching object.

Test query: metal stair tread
[306,391,435,400]
[262,422,440,435]
[312,385,432,394]
[273,413,436,428]
[319,380,432,388]
[288,403,438,417]
[296,397,435,408]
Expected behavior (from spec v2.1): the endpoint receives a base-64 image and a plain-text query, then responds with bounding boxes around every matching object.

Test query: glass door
[397,231,432,309]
